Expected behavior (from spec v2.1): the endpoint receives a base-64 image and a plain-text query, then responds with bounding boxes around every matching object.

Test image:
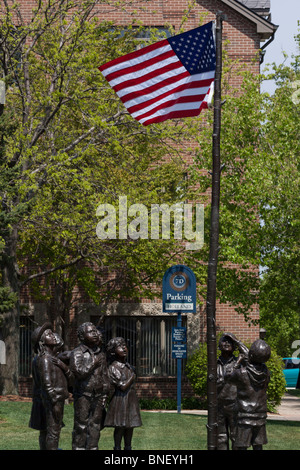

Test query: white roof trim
[220,0,278,38]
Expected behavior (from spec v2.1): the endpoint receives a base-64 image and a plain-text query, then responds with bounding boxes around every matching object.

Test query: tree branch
[20,255,84,287]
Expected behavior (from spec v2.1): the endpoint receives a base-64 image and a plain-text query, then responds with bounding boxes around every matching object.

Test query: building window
[19,316,35,377]
[92,315,186,377]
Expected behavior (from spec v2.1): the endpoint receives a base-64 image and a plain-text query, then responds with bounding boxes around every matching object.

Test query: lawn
[0,401,300,451]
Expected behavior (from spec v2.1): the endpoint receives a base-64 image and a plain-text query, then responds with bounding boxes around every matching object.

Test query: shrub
[139,397,205,410]
[184,342,208,399]
[139,398,176,410]
[266,350,286,412]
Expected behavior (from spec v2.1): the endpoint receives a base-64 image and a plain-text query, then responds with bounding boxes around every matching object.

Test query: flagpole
[206,11,226,451]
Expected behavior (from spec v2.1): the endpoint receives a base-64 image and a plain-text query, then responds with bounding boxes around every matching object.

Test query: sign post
[172,321,186,413]
[163,265,196,413]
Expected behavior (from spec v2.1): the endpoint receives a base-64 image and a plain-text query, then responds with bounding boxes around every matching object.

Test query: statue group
[29,322,142,451]
[29,322,270,451]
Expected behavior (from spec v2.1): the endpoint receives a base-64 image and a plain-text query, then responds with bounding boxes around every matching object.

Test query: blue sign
[172,327,187,359]
[172,326,187,342]
[162,265,196,313]
[172,345,187,359]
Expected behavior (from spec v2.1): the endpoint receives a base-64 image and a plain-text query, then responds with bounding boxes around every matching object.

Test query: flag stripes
[99,22,216,126]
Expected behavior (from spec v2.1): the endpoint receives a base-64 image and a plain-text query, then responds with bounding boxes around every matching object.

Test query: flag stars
[169,23,216,75]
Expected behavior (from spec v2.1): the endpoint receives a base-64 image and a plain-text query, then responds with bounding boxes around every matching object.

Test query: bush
[266,350,286,412]
[139,398,176,410]
[139,397,206,410]
[185,342,208,399]
[185,341,286,413]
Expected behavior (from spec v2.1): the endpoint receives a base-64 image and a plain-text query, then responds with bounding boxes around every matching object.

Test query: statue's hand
[50,356,68,372]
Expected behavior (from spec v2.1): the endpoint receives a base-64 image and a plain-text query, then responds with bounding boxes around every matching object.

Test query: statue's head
[249,339,271,364]
[218,334,235,352]
[106,337,127,357]
[31,322,53,353]
[77,322,102,347]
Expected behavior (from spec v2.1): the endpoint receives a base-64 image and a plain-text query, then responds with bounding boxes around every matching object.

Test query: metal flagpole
[206,11,226,451]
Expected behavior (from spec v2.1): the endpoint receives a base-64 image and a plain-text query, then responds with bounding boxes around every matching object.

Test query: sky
[261,0,300,94]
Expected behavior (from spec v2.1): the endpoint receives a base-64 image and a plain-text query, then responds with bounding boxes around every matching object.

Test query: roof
[220,0,278,39]
[238,0,270,13]
[237,0,271,20]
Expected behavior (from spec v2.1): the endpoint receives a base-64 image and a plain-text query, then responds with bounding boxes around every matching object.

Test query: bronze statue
[105,337,142,450]
[70,322,110,450]
[30,323,71,450]
[29,322,50,450]
[225,338,271,450]
[217,333,238,450]
[217,332,249,450]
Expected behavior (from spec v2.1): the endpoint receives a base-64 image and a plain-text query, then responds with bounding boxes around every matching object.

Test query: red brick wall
[18,377,33,398]
[17,0,261,336]
[98,0,260,76]
[136,376,195,400]
[15,0,261,78]
[19,375,196,400]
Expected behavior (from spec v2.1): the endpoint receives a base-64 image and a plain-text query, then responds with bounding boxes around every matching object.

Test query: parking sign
[162,265,196,313]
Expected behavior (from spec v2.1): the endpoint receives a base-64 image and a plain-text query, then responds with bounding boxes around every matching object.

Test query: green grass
[0,401,300,450]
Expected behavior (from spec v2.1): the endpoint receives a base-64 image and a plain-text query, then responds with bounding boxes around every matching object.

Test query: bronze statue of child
[31,323,71,450]
[217,332,250,450]
[29,322,51,450]
[105,337,142,450]
[217,333,238,450]
[70,322,110,450]
[225,338,271,450]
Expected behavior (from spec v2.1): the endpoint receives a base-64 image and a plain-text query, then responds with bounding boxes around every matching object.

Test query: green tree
[187,69,265,321]
[258,34,300,356]
[186,34,299,346]
[0,0,195,393]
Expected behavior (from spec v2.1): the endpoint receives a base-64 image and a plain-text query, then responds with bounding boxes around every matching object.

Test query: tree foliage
[187,68,266,321]
[258,28,300,355]
[186,33,300,348]
[0,0,197,386]
[0,0,193,302]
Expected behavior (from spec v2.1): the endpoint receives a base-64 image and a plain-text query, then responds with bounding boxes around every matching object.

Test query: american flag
[99,22,216,126]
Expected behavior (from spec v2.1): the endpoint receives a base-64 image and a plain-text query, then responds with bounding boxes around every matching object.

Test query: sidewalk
[267,392,300,421]
[146,393,300,422]
[2,392,300,422]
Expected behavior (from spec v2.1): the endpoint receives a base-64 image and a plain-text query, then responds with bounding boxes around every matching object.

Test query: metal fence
[92,315,186,377]
[19,316,35,377]
[18,314,187,378]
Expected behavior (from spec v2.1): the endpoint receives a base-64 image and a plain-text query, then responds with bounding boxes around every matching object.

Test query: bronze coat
[104,361,142,429]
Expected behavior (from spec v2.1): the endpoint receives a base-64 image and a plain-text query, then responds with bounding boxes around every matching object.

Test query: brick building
[13,0,277,399]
